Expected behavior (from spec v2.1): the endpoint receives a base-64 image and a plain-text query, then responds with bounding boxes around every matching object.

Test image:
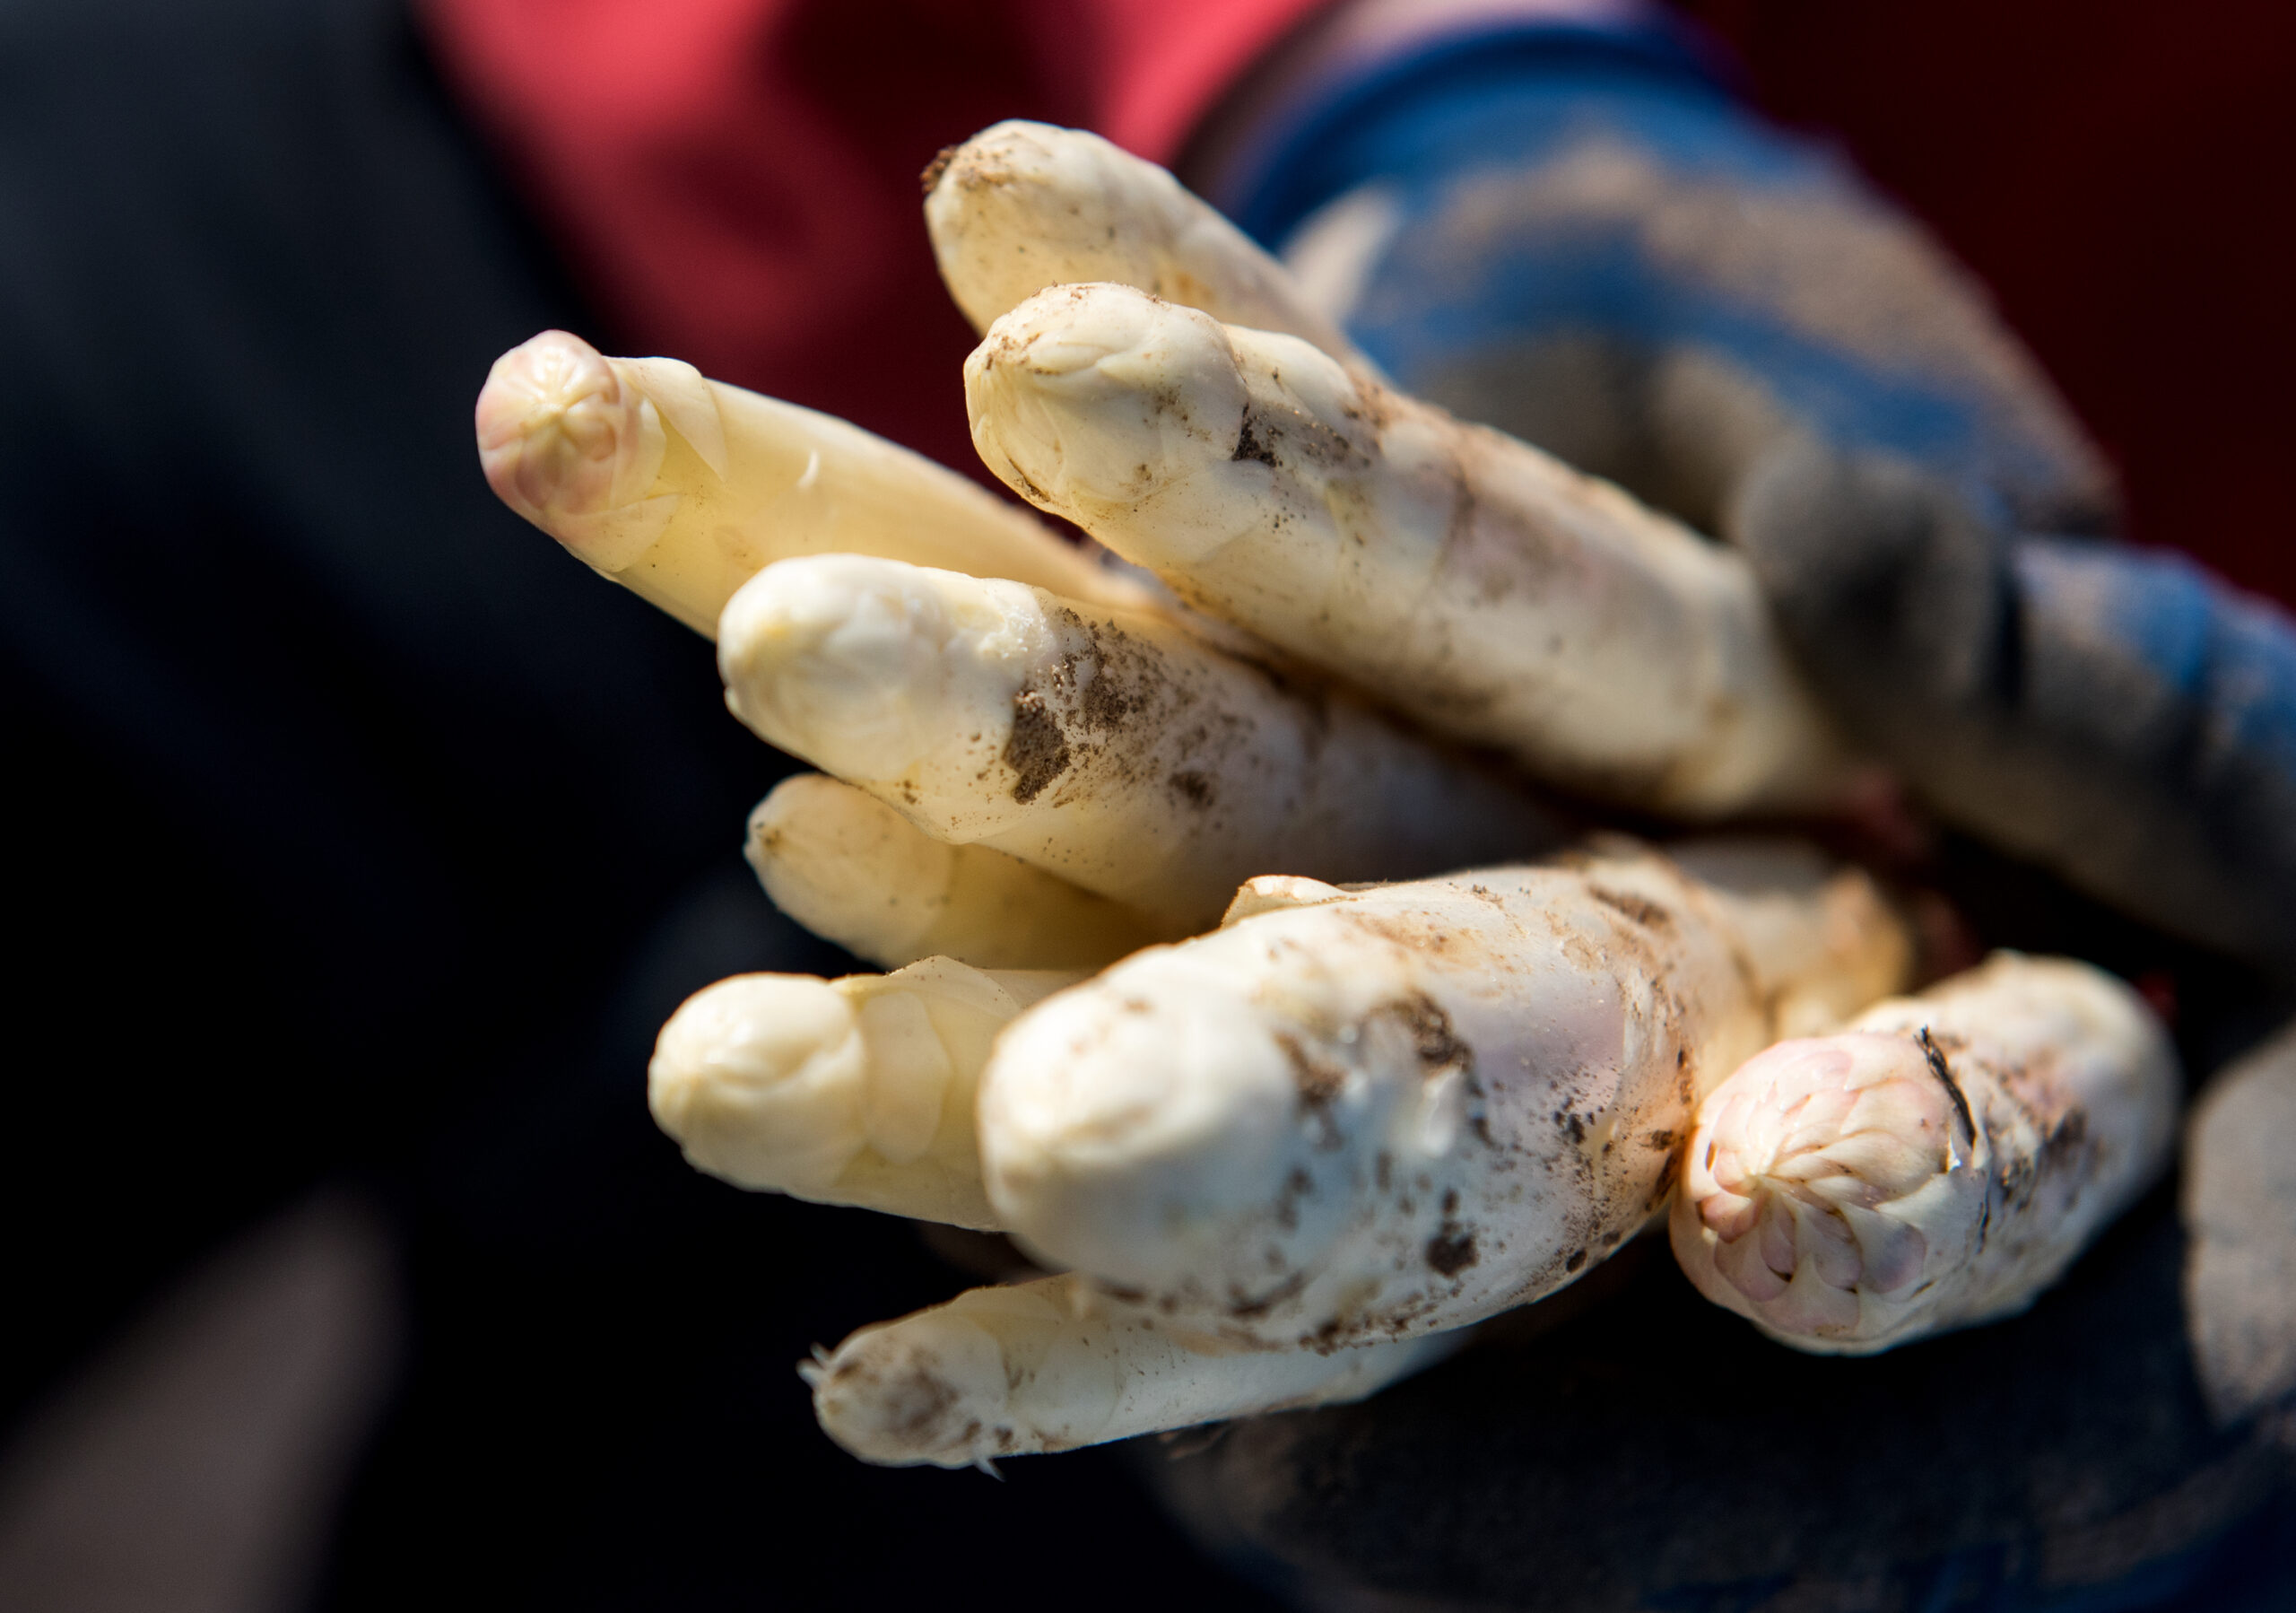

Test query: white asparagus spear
[747,773,1170,971]
[964,282,1852,817]
[474,328,1135,636]
[804,1272,1461,1469]
[648,959,1082,1229]
[924,120,1368,370]
[718,554,1561,932]
[976,841,1911,1349]
[1671,953,2178,1355]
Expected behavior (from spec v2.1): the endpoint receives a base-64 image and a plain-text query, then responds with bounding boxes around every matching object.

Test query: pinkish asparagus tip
[474,329,653,533]
[1675,1033,1961,1338]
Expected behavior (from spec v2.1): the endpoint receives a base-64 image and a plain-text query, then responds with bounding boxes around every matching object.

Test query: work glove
[1116,7,2296,1608]
[1201,0,2296,982]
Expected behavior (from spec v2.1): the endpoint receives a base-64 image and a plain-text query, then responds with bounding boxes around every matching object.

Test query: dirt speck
[1168,769,1214,808]
[919,145,961,195]
[1426,1225,1479,1277]
[1228,1271,1306,1319]
[837,1355,962,1448]
[1004,690,1071,805]
[1374,993,1472,1078]
[1074,622,1142,731]
[2037,1105,2092,1177]
[1232,412,1279,467]
[1648,1145,1683,1208]
[1276,1032,1345,1108]
[1274,1167,1314,1232]
[1587,884,1674,931]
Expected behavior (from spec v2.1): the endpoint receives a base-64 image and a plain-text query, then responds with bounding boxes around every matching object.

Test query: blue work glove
[1133,9,2296,1609]
[1201,2,2296,984]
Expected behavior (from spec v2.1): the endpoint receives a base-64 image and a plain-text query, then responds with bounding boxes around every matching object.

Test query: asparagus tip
[648,973,867,1192]
[809,1312,1014,1469]
[981,970,1309,1287]
[475,329,665,542]
[1674,1032,1958,1338]
[718,555,1005,783]
[965,282,1244,516]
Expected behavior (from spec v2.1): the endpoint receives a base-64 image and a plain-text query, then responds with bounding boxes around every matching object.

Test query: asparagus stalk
[1671,954,2179,1353]
[747,773,1170,971]
[805,1272,1462,1469]
[975,841,1910,1349]
[648,959,1081,1229]
[475,328,1134,636]
[925,120,1367,369]
[717,554,1561,932]
[964,282,1852,817]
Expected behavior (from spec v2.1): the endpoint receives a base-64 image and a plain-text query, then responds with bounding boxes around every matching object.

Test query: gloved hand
[1201,0,2296,983]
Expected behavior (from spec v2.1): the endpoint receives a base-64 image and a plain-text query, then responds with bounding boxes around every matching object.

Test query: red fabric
[1672,0,2296,606]
[419,0,1329,475]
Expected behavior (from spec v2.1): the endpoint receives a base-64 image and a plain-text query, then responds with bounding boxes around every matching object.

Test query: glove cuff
[1187,0,1735,248]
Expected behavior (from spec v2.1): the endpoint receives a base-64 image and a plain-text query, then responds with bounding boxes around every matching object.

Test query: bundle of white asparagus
[476,120,2188,1469]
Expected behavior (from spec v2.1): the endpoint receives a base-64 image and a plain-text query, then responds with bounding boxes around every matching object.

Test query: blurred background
[0,0,2290,1609]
